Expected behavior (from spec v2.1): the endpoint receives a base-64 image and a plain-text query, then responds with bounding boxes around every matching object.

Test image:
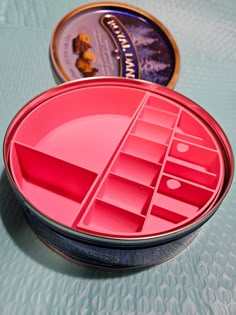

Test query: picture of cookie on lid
[73,33,98,77]
[50,2,180,88]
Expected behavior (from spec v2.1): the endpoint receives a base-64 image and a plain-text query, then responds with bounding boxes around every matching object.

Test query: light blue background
[0,1,235,314]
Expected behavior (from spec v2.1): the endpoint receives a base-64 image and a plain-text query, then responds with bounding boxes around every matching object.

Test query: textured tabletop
[0,1,236,314]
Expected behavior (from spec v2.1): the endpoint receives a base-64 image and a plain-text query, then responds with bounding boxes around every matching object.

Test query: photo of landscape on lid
[50,2,180,88]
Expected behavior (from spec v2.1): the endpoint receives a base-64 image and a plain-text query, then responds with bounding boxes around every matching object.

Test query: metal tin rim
[3,77,234,247]
[49,2,180,88]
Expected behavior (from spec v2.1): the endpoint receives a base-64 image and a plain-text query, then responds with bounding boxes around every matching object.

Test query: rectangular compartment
[82,199,145,233]
[139,107,178,128]
[158,175,213,208]
[164,160,218,189]
[153,193,199,217]
[169,139,220,174]
[13,142,98,225]
[131,119,173,144]
[111,152,161,186]
[121,135,167,164]
[151,204,188,224]
[146,95,180,114]
[176,111,216,148]
[97,174,153,215]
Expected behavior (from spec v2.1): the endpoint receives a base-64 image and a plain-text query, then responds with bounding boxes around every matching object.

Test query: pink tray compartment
[11,142,97,225]
[14,86,146,147]
[139,107,178,128]
[13,87,147,173]
[151,205,187,224]
[142,214,177,233]
[152,193,199,217]
[145,95,180,114]
[131,119,173,144]
[164,160,218,189]
[169,139,219,174]
[7,81,225,238]
[82,199,145,234]
[121,135,167,164]
[111,153,161,186]
[176,111,216,148]
[158,175,213,208]
[96,174,153,216]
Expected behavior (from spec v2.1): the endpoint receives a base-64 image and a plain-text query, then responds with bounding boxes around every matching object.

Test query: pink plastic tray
[8,80,224,238]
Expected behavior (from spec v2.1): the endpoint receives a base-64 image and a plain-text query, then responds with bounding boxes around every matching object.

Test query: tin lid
[50,2,180,88]
[5,78,233,240]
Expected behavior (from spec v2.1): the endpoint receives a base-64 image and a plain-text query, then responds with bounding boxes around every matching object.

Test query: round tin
[3,78,233,270]
[50,2,180,88]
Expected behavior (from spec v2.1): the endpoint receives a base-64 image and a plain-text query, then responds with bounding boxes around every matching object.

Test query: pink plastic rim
[5,78,228,239]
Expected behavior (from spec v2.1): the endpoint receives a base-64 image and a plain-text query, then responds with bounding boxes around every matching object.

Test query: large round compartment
[3,78,234,270]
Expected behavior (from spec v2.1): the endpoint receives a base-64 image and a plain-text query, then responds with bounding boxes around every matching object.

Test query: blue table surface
[0,0,235,314]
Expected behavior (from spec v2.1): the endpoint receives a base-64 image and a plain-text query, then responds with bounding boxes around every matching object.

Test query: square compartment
[111,153,161,186]
[139,107,178,128]
[121,135,167,164]
[83,199,145,234]
[97,174,153,215]
[146,95,180,114]
[131,119,173,144]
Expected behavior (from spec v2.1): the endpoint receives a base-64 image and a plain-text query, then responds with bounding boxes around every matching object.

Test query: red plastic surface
[8,83,224,238]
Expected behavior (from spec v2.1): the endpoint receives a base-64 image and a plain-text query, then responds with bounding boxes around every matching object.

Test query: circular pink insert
[8,80,224,238]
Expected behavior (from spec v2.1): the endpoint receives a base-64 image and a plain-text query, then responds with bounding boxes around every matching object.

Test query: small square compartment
[97,174,153,215]
[131,119,173,144]
[83,199,144,234]
[139,107,178,128]
[111,153,161,186]
[121,135,167,164]
[145,95,180,114]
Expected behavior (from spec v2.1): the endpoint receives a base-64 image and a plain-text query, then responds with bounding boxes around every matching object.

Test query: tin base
[25,210,199,271]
